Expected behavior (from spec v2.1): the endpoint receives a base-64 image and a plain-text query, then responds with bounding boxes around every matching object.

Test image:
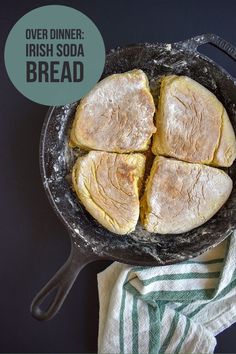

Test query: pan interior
[41,43,236,265]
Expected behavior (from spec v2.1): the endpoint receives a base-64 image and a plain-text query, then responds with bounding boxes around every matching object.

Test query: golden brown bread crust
[72,151,146,235]
[140,156,233,234]
[152,75,236,167]
[70,69,156,153]
[69,74,235,235]
[212,107,236,166]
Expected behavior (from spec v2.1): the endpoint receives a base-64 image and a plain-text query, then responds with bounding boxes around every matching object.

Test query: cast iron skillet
[31,33,236,321]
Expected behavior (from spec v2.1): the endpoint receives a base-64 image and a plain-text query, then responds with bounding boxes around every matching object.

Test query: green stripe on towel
[159,311,180,353]
[132,297,139,354]
[142,271,220,285]
[174,317,191,354]
[148,305,160,354]
[125,282,215,302]
[119,289,126,354]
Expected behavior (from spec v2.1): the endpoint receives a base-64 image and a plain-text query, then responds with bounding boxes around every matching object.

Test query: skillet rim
[39,40,236,266]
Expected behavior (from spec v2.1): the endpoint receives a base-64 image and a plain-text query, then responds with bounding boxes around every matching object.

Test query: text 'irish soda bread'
[70,69,156,152]
[72,151,146,235]
[152,75,236,167]
[140,156,232,234]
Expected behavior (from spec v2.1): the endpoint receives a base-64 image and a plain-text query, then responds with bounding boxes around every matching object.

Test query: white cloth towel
[97,232,236,354]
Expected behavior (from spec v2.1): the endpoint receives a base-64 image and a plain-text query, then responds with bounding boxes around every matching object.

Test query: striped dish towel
[97,232,236,354]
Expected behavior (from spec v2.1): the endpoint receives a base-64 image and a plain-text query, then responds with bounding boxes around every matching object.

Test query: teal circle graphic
[4,5,105,105]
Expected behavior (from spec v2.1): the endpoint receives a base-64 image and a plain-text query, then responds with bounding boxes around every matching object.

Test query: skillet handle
[176,33,236,61]
[31,244,95,321]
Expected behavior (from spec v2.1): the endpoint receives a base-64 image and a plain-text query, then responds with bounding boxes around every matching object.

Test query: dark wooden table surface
[1,0,236,352]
